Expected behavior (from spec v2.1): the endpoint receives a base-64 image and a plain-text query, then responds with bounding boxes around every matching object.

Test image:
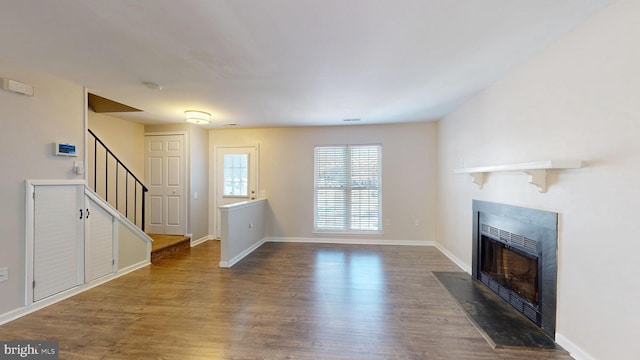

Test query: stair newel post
[141,186,147,232]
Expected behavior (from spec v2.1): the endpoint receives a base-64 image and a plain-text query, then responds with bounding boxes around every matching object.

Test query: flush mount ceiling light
[184,110,211,125]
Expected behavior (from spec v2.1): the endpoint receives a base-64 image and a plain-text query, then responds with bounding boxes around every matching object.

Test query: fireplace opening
[480,235,538,306]
[472,200,558,339]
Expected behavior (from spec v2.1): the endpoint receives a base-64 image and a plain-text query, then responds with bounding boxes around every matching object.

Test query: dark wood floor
[0,241,573,359]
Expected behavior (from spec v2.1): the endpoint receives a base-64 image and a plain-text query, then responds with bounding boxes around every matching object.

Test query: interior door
[145,134,186,235]
[215,146,258,237]
[33,185,84,302]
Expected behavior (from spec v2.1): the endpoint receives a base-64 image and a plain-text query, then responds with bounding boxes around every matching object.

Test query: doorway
[145,133,186,235]
[215,145,259,237]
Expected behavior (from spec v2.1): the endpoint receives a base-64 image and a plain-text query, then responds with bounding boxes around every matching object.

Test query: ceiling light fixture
[184,110,211,125]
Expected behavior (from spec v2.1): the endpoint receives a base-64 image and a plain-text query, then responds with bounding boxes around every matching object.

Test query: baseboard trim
[219,238,267,268]
[191,235,212,247]
[116,260,151,276]
[265,237,433,246]
[433,242,472,274]
[556,333,595,360]
[0,259,150,327]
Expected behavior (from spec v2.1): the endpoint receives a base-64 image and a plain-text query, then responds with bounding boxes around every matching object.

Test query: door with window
[215,146,258,237]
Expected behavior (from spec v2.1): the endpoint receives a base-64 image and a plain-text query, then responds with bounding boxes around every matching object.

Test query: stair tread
[148,234,191,252]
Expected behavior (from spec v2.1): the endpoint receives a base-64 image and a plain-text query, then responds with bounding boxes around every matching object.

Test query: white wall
[209,122,437,243]
[88,111,145,178]
[437,1,640,359]
[0,60,84,314]
[189,125,209,242]
[219,199,266,267]
[117,222,149,270]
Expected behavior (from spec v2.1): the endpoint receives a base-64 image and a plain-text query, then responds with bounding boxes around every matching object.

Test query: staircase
[149,234,191,263]
[88,129,148,231]
[88,129,189,263]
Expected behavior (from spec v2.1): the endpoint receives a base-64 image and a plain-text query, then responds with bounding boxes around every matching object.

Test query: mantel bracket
[454,160,582,193]
[524,169,547,193]
[469,173,484,189]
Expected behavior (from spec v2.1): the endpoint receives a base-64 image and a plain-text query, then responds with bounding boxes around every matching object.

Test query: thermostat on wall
[55,142,77,157]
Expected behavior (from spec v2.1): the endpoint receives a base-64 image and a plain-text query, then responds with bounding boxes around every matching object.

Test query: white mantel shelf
[454,160,583,193]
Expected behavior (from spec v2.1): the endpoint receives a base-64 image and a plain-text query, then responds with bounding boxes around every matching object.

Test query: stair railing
[87,129,148,231]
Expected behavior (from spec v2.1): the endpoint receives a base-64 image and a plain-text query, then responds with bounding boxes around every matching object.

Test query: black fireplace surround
[472,200,558,338]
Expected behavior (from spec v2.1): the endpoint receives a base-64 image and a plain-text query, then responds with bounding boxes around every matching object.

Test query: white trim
[83,87,89,184]
[219,198,267,211]
[85,189,120,219]
[118,214,153,243]
[434,242,472,274]
[116,260,151,276]
[219,238,266,268]
[112,215,119,271]
[84,186,152,265]
[144,131,189,137]
[454,160,583,174]
[25,181,34,306]
[25,179,86,305]
[0,259,149,327]
[191,235,213,247]
[27,179,85,186]
[265,237,433,246]
[556,333,596,360]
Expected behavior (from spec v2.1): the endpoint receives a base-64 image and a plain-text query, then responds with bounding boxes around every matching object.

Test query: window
[223,154,248,196]
[314,144,382,233]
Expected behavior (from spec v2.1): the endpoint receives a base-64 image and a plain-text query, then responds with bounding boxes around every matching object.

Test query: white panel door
[145,134,185,235]
[215,146,258,237]
[33,185,84,302]
[85,196,115,282]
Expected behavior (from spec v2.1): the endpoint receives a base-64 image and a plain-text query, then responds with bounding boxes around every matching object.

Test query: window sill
[312,231,384,237]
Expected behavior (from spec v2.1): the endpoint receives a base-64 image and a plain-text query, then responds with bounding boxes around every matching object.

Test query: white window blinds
[314,144,381,232]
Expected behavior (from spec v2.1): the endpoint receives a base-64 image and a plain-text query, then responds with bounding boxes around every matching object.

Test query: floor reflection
[313,249,386,349]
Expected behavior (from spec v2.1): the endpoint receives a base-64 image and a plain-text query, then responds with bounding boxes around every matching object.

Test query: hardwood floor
[0,241,573,359]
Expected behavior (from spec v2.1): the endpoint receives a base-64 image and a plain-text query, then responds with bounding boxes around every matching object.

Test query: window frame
[313,144,382,234]
[222,153,249,197]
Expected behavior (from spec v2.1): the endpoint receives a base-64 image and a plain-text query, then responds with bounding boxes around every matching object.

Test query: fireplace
[472,200,558,338]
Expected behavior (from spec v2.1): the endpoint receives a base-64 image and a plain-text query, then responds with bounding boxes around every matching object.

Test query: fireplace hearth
[472,200,558,338]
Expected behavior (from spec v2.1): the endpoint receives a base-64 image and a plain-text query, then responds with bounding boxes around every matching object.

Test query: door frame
[25,179,85,306]
[213,144,260,238]
[144,131,188,235]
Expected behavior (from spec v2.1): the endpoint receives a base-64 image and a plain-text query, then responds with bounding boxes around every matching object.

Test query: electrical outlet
[385,219,391,226]
[415,219,420,226]
[0,267,8,283]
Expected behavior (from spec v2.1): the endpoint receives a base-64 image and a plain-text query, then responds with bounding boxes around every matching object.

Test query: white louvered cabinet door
[33,185,84,302]
[85,195,115,282]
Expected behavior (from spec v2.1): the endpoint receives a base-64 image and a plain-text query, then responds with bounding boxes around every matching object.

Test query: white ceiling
[0,0,611,128]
